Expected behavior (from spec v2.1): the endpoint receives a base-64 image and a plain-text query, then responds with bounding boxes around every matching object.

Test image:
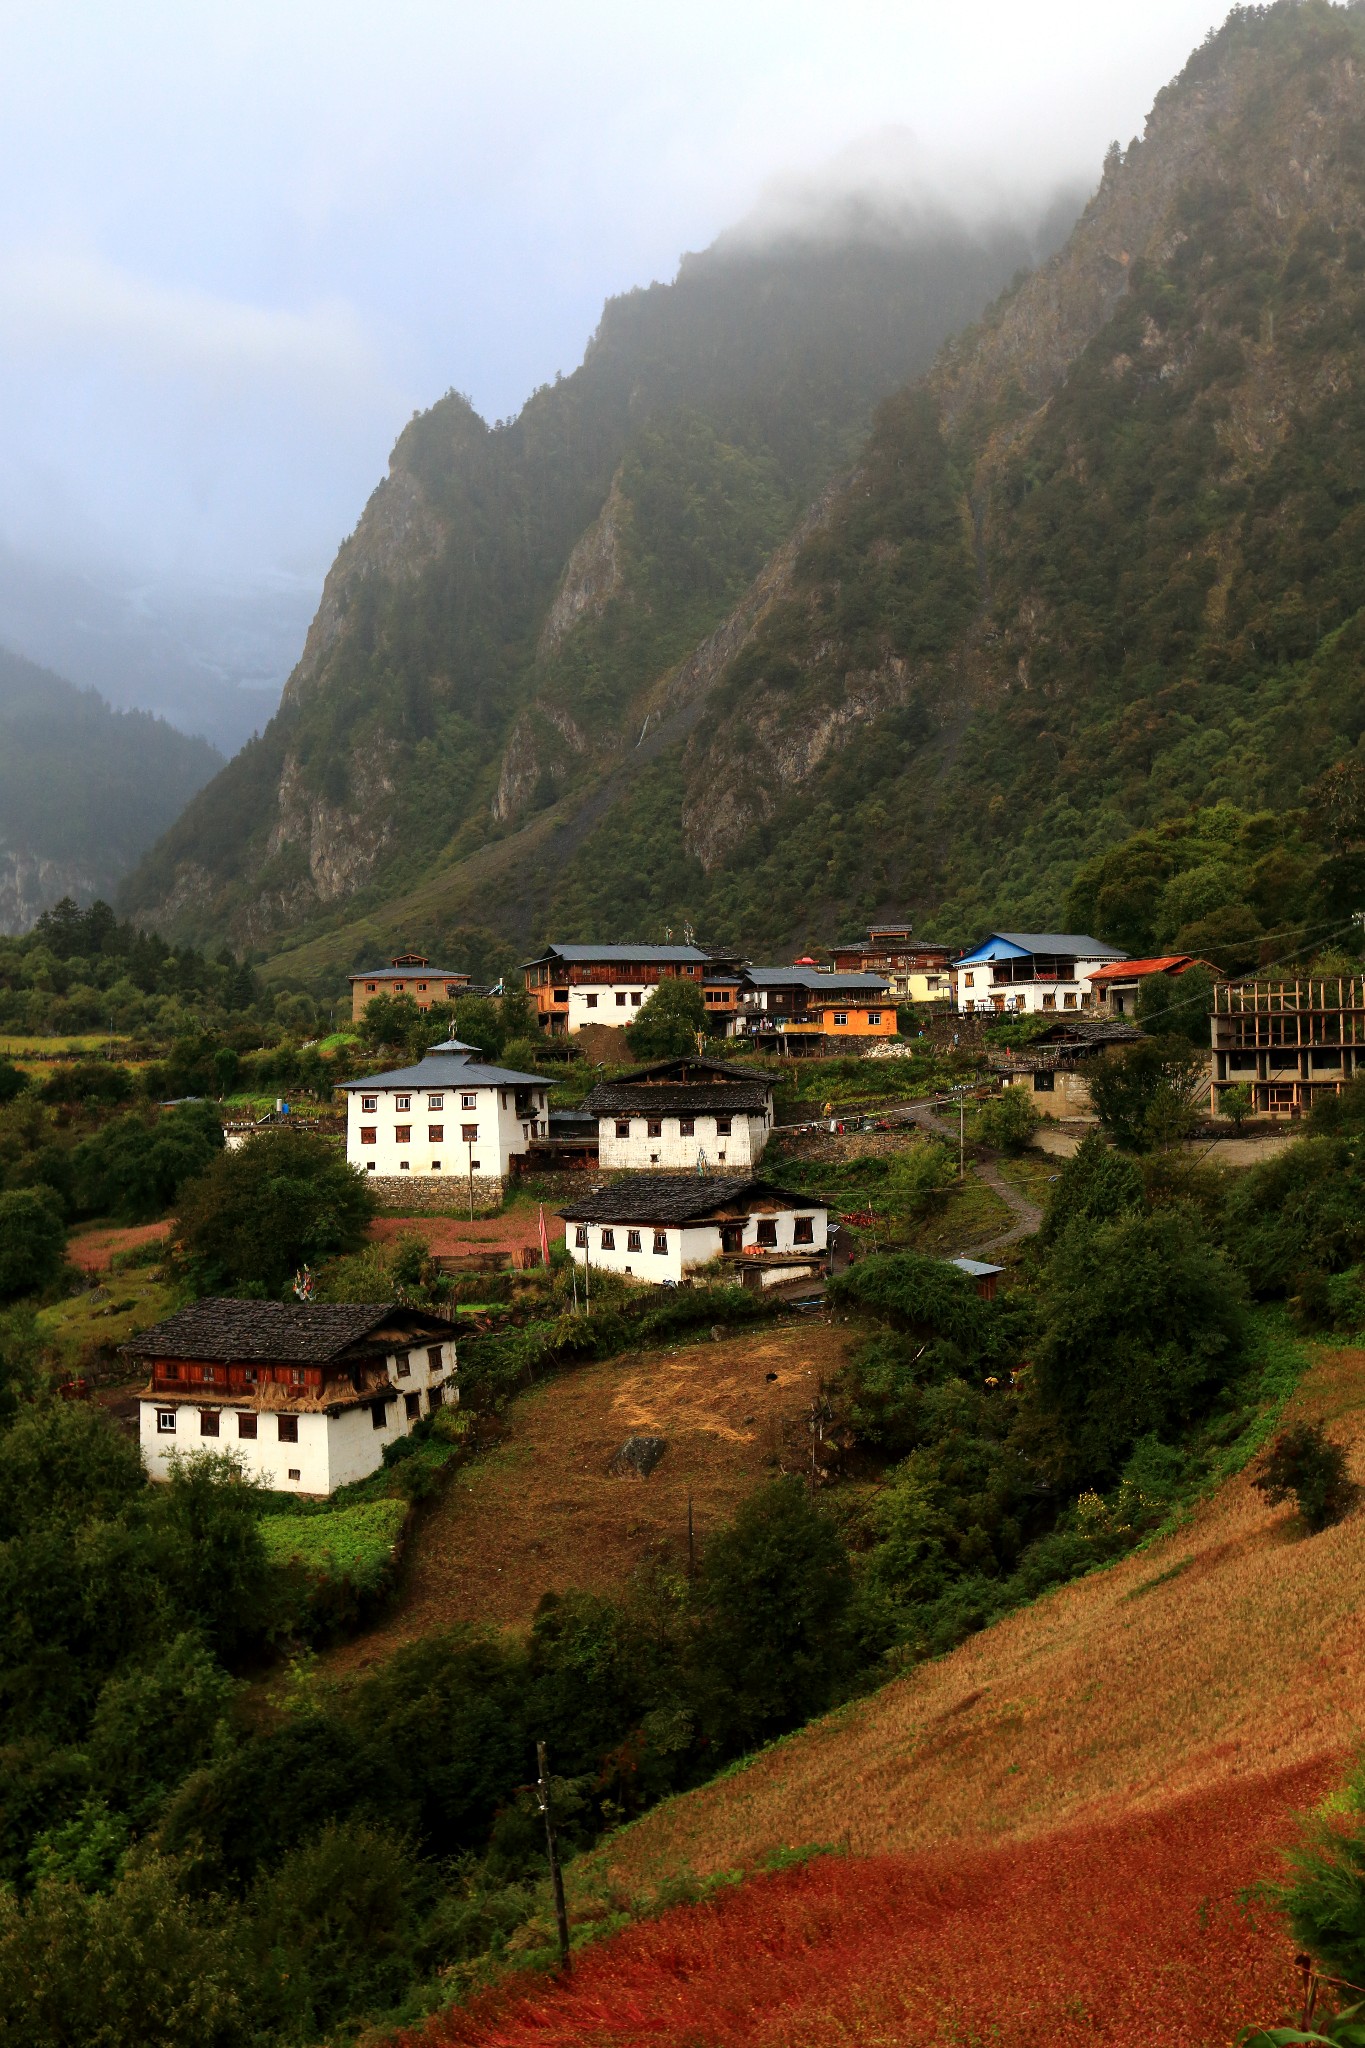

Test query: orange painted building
[349,955,472,1023]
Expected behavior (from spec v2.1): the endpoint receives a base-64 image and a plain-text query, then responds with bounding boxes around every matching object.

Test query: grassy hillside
[399,1336,1365,2047]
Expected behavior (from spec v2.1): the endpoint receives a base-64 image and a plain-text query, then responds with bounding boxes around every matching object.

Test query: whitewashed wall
[140,1336,457,1495]
[596,1110,769,1171]
[564,1205,828,1287]
[347,1083,547,1180]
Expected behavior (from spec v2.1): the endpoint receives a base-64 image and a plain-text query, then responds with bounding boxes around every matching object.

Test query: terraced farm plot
[328,1319,852,1672]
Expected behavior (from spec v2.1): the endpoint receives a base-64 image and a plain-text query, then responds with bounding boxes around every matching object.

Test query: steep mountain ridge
[119,202,1074,955]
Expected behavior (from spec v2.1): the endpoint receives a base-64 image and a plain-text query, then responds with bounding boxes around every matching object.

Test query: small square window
[291,1366,305,1385]
[395,1094,411,1111]
[627,1229,642,1252]
[601,1228,616,1250]
[615,1120,630,1138]
[574,1225,587,1247]
[360,1126,376,1144]
[371,1402,388,1430]
[631,992,642,1006]
[200,1409,220,1437]
[287,1467,301,1481]
[431,1159,441,1170]
[586,993,598,1008]
[202,1364,216,1384]
[756,1220,778,1248]
[833,1012,848,1026]
[429,1124,444,1141]
[238,1413,258,1439]
[794,1217,814,1245]
[427,1346,443,1372]
[471,1160,481,1170]
[715,1117,732,1137]
[395,1124,411,1143]
[361,1095,377,1113]
[653,1231,668,1255]
[615,991,626,1006]
[679,1116,695,1136]
[156,1409,176,1434]
[1033,1071,1055,1092]
[868,1012,882,1026]
[428,1094,444,1110]
[647,1119,662,1138]
[278,1415,299,1443]
[397,1352,411,1377]
[405,1391,421,1418]
[462,1093,477,1110]
[428,1382,444,1409]
[367,1162,376,1171]
[462,1123,478,1141]
[400,1160,410,1170]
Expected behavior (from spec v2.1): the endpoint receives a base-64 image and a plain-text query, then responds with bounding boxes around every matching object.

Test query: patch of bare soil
[326,1318,853,1675]
[67,1221,173,1272]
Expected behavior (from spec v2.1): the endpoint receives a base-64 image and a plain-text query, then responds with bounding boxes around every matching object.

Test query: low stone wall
[367,1174,504,1214]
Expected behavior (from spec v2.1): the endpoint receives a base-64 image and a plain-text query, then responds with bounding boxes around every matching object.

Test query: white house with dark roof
[580,1056,774,1171]
[951,933,1128,1015]
[127,1300,458,1495]
[337,1038,549,1205]
[557,1176,829,1288]
[522,942,746,1035]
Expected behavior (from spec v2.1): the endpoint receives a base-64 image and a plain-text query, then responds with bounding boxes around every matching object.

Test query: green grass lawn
[0,1032,135,1055]
[38,1267,176,1372]
[258,1498,409,1591]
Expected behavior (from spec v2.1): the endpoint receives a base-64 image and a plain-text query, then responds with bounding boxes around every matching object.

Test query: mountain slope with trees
[118,192,1075,959]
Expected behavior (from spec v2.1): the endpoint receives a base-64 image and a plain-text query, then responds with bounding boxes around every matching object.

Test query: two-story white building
[338,1038,549,1207]
[128,1299,458,1496]
[558,1176,830,1289]
[951,933,1128,1015]
[581,1056,774,1171]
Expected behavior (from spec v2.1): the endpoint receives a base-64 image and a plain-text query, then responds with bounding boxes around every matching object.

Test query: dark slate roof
[338,1051,546,1091]
[122,1300,456,1364]
[583,1081,773,1116]
[1029,1017,1144,1045]
[743,967,890,991]
[526,943,709,966]
[616,1056,766,1084]
[557,1176,829,1224]
[348,966,467,981]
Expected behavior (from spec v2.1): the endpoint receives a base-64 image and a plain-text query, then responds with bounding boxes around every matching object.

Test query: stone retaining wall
[367,1174,504,1214]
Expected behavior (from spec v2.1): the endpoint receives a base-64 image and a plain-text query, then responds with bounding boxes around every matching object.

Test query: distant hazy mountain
[0,646,222,933]
[0,546,316,754]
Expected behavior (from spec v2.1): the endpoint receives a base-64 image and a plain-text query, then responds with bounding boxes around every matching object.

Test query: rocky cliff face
[119,194,1063,949]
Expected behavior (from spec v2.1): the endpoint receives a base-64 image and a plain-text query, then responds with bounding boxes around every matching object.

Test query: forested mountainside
[119,188,1074,957]
[126,2,1365,985]
[0,648,221,935]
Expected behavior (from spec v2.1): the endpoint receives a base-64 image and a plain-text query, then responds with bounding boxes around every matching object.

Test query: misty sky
[0,0,1232,720]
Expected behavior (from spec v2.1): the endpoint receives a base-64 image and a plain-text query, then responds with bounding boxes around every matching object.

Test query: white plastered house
[337,1038,549,1195]
[558,1176,830,1288]
[952,933,1128,1015]
[581,1056,774,1171]
[128,1300,458,1497]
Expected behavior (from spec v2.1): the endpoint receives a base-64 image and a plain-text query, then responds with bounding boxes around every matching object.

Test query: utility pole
[687,1493,695,1582]
[959,1097,965,1180]
[536,1742,571,1973]
[466,1138,475,1222]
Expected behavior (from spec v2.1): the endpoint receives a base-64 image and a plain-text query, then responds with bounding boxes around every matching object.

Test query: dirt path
[326,1319,854,1675]
[897,1101,1042,1256]
[67,1220,173,1273]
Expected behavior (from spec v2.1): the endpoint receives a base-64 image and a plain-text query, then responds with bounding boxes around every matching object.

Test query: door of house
[720,1223,744,1255]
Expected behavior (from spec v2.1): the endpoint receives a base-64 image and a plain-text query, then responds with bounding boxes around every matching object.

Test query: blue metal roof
[955,932,1127,966]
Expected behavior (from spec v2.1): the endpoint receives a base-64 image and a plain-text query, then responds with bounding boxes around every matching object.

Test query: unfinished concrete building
[1211,979,1365,1118]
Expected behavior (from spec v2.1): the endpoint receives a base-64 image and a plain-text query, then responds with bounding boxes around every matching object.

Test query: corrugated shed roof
[123,1300,455,1364]
[557,1176,829,1224]
[1087,956,1218,982]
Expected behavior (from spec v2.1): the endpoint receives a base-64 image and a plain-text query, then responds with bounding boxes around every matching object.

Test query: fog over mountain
[0,1,1228,751]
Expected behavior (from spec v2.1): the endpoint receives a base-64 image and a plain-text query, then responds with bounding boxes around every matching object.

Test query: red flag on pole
[538,1204,550,1267]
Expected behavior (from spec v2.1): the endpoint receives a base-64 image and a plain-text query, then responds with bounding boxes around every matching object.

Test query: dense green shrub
[175,1129,376,1293]
[1037,1129,1144,1246]
[972,1089,1040,1153]
[0,1186,66,1300]
[1267,1753,1365,1998]
[1088,1039,1205,1152]
[70,1102,223,1224]
[1251,1420,1359,1533]
[1032,1205,1249,1480]
[1225,1136,1365,1302]
[625,977,708,1059]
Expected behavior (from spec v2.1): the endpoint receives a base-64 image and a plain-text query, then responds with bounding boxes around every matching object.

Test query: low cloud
[0,246,384,396]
